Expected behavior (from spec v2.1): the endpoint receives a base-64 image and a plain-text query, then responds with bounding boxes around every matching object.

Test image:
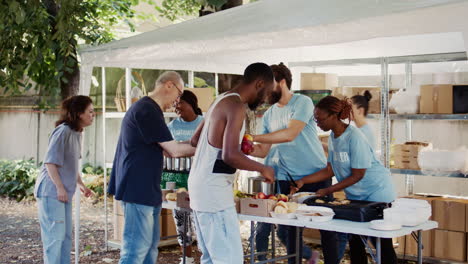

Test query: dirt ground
[0,197,418,264]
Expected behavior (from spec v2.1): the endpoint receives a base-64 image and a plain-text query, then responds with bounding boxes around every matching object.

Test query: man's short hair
[270,62,292,90]
[154,71,183,91]
[243,63,274,85]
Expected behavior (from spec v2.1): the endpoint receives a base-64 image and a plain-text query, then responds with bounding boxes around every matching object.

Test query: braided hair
[351,90,372,116]
[180,90,202,115]
[316,96,353,121]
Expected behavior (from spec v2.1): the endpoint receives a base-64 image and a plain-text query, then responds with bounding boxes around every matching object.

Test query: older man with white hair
[108,71,195,264]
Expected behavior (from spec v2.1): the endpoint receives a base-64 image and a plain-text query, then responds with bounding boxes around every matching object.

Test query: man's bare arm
[159,141,196,157]
[253,119,306,144]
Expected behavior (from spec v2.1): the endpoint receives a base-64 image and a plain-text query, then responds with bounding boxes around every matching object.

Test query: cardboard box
[176,192,191,209]
[185,88,214,112]
[114,214,167,241]
[405,230,433,257]
[394,236,406,255]
[391,142,431,157]
[240,198,276,217]
[433,199,466,232]
[161,209,177,238]
[303,228,321,240]
[300,73,338,91]
[392,156,420,170]
[433,230,466,262]
[420,85,453,114]
[466,203,468,234]
[343,87,381,113]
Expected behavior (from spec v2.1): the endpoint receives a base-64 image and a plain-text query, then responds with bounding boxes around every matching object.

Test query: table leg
[295,227,300,264]
[376,237,381,264]
[250,221,255,264]
[417,230,423,264]
[271,225,276,264]
[182,211,187,264]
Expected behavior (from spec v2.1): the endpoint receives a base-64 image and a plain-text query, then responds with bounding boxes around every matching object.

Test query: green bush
[0,159,39,201]
[81,163,110,198]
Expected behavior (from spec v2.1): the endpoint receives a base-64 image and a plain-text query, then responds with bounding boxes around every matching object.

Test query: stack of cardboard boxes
[396,195,468,262]
[113,198,177,242]
[390,142,431,170]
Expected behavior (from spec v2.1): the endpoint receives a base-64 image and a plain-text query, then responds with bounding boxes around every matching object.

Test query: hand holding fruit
[241,134,254,154]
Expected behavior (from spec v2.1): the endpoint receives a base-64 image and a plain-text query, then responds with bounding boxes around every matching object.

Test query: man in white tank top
[188,63,275,264]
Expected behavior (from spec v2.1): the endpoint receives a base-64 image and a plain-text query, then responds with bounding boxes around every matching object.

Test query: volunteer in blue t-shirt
[249,63,332,264]
[166,90,204,264]
[108,71,196,264]
[351,90,376,149]
[293,96,397,264]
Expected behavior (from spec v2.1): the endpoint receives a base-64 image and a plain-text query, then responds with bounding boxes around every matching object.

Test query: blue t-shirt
[167,115,204,141]
[262,94,327,181]
[108,96,173,207]
[359,124,376,150]
[328,125,396,203]
[34,124,82,199]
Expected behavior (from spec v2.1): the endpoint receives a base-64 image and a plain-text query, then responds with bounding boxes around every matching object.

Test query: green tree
[0,0,146,102]
[0,0,244,104]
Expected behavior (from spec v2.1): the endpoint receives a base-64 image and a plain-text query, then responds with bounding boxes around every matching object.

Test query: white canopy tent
[80,0,468,94]
[76,0,468,261]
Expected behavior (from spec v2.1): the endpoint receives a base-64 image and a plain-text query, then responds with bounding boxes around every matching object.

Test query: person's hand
[80,185,95,198]
[290,179,304,195]
[316,188,332,197]
[261,166,275,184]
[57,187,69,203]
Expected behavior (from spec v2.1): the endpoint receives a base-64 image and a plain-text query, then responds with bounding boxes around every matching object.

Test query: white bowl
[295,206,335,222]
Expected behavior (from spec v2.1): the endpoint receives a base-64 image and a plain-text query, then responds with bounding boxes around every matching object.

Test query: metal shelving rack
[289,52,468,193]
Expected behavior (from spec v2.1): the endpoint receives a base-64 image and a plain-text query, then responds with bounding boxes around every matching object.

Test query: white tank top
[188,93,246,212]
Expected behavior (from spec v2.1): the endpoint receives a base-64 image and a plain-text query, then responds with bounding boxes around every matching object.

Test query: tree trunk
[61,63,80,99]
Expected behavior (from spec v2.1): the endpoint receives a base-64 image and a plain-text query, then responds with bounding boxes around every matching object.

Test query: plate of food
[270,201,299,219]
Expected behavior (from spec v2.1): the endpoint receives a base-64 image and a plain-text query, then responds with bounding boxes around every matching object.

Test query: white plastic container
[418,149,468,172]
[295,206,335,222]
[386,198,431,226]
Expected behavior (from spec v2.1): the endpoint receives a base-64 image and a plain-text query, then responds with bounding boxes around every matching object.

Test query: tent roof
[79,0,468,94]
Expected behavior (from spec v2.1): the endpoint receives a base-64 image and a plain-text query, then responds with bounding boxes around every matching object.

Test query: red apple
[241,139,254,154]
[243,134,253,142]
[276,194,289,202]
[255,192,267,199]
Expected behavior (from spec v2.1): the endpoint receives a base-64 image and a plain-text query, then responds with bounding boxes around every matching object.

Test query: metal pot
[166,157,173,170]
[185,157,192,171]
[179,157,186,171]
[174,158,180,171]
[247,176,274,195]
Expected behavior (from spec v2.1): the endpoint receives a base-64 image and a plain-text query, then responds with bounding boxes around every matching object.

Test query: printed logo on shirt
[333,152,349,163]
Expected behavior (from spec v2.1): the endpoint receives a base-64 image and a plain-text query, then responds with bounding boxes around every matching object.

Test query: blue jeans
[37,197,73,264]
[119,202,162,264]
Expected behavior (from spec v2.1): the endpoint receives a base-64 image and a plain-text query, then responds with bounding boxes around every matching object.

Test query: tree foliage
[0,0,141,101]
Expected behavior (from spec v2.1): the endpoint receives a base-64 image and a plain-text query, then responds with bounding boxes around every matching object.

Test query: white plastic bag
[389,90,420,114]
[418,147,468,174]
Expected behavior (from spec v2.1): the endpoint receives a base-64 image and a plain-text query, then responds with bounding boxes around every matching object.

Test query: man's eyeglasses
[170,82,183,97]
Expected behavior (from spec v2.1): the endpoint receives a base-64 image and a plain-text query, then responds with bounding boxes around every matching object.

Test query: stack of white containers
[385,198,432,226]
